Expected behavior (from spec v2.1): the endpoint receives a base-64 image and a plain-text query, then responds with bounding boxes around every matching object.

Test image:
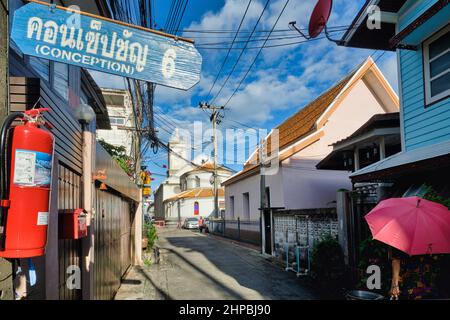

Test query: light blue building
[340,0,450,185]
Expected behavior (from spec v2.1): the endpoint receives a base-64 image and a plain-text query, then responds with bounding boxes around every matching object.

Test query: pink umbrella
[365,196,450,255]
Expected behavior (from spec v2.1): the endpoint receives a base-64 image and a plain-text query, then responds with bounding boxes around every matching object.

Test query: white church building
[154,129,233,223]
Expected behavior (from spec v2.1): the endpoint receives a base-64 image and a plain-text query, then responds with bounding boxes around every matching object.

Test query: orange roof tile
[164,187,225,202]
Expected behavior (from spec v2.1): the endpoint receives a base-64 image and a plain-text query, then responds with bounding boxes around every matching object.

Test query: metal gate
[94,187,133,300]
[346,186,378,278]
[57,164,82,300]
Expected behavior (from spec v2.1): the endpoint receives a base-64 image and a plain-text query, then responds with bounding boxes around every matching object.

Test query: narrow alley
[115,228,318,300]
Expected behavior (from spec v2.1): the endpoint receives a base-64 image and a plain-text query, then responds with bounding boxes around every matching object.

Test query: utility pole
[259,139,266,254]
[199,102,224,219]
[0,0,13,300]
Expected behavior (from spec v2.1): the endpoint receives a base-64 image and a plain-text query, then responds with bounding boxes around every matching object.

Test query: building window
[195,176,200,188]
[243,192,250,220]
[194,201,199,216]
[229,196,235,219]
[110,117,126,126]
[29,57,50,82]
[424,24,450,105]
[53,62,69,101]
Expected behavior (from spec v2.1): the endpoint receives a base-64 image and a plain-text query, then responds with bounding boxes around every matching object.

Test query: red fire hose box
[59,209,88,239]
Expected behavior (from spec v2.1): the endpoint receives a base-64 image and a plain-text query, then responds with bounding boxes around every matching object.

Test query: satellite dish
[308,0,333,38]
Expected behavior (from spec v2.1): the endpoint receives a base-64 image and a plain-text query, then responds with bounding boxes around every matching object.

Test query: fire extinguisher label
[37,212,49,226]
[13,150,52,187]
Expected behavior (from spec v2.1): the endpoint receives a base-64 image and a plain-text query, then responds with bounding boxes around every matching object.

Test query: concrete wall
[225,173,261,222]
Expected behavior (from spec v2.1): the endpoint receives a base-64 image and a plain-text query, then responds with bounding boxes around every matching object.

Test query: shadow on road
[162,232,317,300]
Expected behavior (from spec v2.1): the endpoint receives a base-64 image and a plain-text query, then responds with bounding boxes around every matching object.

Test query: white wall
[225,174,261,221]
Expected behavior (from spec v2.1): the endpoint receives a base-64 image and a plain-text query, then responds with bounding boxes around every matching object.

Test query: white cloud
[89,70,125,89]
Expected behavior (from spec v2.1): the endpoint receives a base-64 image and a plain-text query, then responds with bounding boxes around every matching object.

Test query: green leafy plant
[357,238,390,292]
[145,222,158,253]
[98,138,133,176]
[311,234,346,292]
[423,185,450,209]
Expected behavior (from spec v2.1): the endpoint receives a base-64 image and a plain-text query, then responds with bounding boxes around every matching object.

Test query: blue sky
[91,0,399,195]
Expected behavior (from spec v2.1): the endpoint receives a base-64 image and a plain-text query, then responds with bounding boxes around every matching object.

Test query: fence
[273,209,338,267]
[208,218,261,246]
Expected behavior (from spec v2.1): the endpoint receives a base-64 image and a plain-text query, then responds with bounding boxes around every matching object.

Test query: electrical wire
[174,0,189,35]
[181,24,353,34]
[195,27,351,46]
[209,0,271,105]
[223,0,290,108]
[206,0,253,99]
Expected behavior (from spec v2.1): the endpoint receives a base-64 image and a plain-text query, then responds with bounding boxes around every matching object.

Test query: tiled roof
[187,162,232,173]
[276,72,355,150]
[164,187,225,203]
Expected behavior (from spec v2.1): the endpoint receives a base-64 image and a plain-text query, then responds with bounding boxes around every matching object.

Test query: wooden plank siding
[9,53,83,173]
[57,164,82,300]
[93,187,133,300]
[399,48,450,151]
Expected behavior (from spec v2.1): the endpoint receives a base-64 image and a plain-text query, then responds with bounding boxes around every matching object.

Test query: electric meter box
[59,209,88,239]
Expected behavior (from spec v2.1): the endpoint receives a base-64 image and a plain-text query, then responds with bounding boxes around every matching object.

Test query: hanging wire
[206,0,253,99]
[209,0,271,105]
[223,0,291,108]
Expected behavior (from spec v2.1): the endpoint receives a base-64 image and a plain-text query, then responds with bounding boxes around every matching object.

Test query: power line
[206,0,253,99]
[223,0,291,108]
[174,0,189,35]
[209,0,271,105]
[181,24,352,34]
[195,26,351,45]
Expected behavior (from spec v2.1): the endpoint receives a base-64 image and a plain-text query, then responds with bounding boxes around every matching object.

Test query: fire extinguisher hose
[0,112,24,250]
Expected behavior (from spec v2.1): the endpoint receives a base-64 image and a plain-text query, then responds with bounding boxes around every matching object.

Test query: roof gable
[276,73,355,150]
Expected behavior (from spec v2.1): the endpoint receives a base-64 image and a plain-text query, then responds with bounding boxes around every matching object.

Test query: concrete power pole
[199,103,224,219]
[0,0,13,300]
[259,139,266,254]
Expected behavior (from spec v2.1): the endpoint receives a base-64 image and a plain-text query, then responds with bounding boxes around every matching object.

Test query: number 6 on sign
[162,49,176,79]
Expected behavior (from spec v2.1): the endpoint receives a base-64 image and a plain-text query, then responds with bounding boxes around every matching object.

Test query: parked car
[182,217,200,230]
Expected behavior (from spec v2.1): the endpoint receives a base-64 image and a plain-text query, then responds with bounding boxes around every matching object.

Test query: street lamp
[75,103,96,129]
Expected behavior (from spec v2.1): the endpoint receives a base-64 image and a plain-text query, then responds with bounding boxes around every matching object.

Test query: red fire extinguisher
[0,108,54,258]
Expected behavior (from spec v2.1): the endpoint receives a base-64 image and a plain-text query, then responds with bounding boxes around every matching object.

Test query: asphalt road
[115,228,318,300]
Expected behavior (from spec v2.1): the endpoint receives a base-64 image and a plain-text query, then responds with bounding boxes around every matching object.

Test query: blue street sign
[11,1,202,90]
